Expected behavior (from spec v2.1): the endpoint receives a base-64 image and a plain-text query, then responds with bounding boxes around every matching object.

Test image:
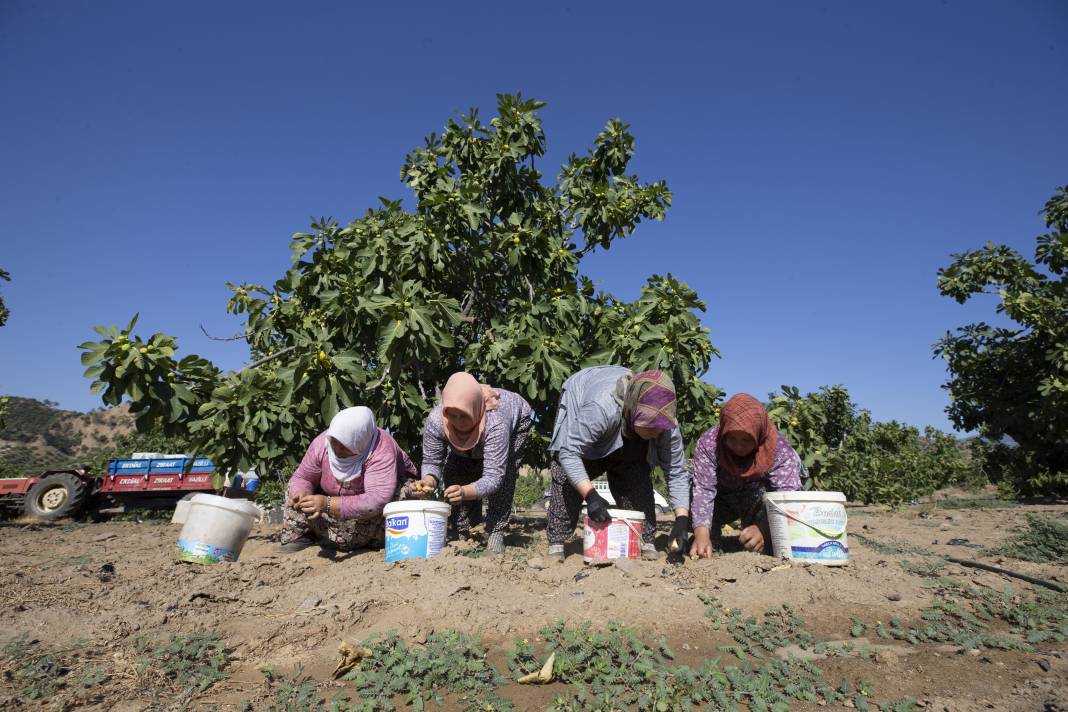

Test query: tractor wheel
[24,473,88,521]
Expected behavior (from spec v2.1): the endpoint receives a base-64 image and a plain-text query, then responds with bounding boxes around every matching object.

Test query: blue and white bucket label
[790,539,849,561]
[384,511,447,562]
[767,498,850,565]
[176,538,238,564]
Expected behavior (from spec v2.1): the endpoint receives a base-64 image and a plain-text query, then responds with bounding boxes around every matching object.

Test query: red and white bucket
[583,509,645,564]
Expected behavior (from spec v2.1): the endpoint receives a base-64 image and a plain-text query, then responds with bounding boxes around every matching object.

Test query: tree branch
[200,323,247,342]
[457,288,477,324]
[244,345,297,370]
[461,289,476,316]
[576,241,598,258]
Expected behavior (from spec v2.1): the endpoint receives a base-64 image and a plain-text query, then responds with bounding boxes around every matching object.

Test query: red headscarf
[717,393,778,479]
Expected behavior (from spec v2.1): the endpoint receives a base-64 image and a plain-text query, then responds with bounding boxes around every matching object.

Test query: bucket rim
[189,493,262,518]
[384,500,452,515]
[603,508,645,520]
[763,490,846,503]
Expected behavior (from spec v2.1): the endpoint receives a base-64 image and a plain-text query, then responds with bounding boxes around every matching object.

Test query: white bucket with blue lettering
[764,491,849,565]
[383,500,450,562]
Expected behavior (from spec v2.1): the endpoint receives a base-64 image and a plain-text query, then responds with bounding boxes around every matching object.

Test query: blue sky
[1,1,1065,432]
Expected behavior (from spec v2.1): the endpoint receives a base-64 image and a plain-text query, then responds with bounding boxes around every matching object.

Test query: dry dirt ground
[1,492,1065,711]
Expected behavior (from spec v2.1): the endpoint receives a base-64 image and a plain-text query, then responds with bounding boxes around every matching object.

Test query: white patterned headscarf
[325,407,380,482]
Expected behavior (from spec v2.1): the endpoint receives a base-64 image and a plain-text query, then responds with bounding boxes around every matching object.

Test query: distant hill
[0,397,135,475]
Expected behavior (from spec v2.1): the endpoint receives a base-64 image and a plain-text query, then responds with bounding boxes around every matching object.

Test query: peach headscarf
[441,372,500,451]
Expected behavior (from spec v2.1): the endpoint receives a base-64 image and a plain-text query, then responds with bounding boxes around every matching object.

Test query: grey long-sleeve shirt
[548,365,691,511]
[421,388,532,498]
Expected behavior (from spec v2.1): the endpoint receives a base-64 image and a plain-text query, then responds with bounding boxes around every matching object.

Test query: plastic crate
[147,473,183,489]
[179,472,215,490]
[103,474,148,491]
[108,459,152,475]
[190,457,215,473]
[149,458,189,474]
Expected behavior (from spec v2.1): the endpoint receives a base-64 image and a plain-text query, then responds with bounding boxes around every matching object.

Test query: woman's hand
[407,476,438,499]
[738,524,765,553]
[689,527,714,559]
[584,490,612,523]
[443,484,470,505]
[297,494,328,520]
[669,514,691,554]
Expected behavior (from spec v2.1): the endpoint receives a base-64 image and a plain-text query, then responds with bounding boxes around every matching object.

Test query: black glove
[669,515,691,553]
[585,490,612,523]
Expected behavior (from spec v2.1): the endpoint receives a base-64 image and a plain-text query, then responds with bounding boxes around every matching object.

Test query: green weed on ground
[134,631,232,694]
[851,577,1068,649]
[241,578,1065,711]
[990,513,1068,564]
[696,595,854,660]
[339,630,513,712]
[244,613,917,712]
[935,496,1020,509]
[1,635,107,704]
[255,583,1060,712]
[511,616,914,712]
[1,631,234,707]
[898,558,947,577]
[257,669,353,712]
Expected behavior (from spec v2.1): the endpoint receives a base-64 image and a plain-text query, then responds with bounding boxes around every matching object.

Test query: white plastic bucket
[583,509,644,564]
[171,495,194,525]
[176,494,262,564]
[764,491,849,565]
[383,500,451,562]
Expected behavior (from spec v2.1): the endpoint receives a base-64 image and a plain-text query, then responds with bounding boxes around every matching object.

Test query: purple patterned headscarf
[615,370,677,433]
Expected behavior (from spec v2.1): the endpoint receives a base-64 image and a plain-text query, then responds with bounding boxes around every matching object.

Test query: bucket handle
[592,517,646,547]
[764,497,846,540]
[621,518,645,543]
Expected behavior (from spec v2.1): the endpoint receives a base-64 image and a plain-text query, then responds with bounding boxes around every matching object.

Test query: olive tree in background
[935,185,1068,496]
[80,94,722,478]
[767,385,987,505]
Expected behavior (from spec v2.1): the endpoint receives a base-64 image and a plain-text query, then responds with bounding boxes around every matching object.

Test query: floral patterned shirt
[421,388,532,498]
[690,425,802,529]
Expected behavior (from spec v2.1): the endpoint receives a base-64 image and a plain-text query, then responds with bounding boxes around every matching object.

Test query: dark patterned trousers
[711,486,768,531]
[710,466,811,547]
[280,506,385,551]
[442,418,532,540]
[546,435,656,547]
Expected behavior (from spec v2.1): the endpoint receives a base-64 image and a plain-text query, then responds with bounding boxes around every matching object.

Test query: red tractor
[0,456,233,521]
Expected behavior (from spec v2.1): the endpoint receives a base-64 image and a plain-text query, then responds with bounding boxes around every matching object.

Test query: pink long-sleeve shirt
[287,429,417,520]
